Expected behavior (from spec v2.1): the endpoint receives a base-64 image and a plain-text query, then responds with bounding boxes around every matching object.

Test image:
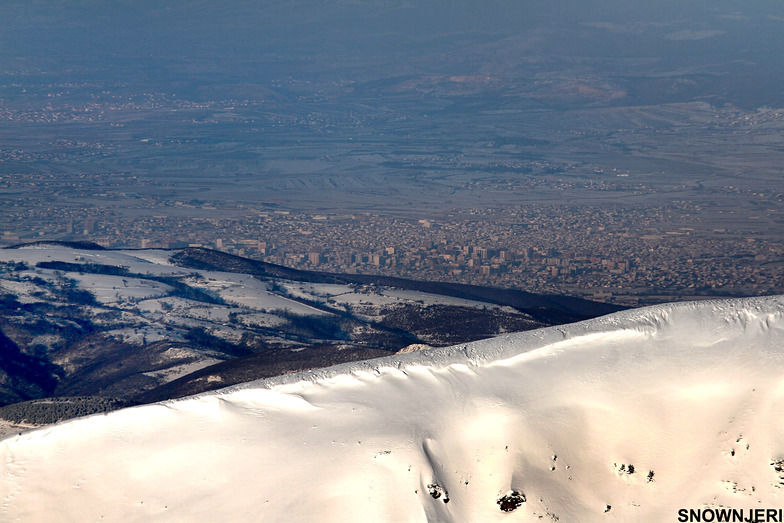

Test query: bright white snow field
[3,296,784,522]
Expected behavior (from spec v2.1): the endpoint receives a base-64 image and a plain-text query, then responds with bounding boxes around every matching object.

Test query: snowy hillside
[0,243,552,415]
[2,295,784,521]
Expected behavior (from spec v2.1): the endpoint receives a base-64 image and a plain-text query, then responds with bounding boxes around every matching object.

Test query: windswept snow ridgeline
[3,296,784,522]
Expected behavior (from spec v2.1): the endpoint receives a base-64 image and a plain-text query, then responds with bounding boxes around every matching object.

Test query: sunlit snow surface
[3,296,784,522]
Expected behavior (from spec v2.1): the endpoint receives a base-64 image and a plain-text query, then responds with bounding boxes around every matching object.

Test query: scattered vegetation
[37,261,129,277]
[155,276,226,305]
[0,328,61,406]
[0,261,29,272]
[183,327,251,357]
[278,311,346,340]
[377,304,541,345]
[59,278,99,306]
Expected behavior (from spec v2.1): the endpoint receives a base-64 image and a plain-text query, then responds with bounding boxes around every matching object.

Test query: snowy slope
[2,296,784,522]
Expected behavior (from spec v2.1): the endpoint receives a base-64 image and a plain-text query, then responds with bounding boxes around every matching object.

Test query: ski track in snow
[1,292,784,521]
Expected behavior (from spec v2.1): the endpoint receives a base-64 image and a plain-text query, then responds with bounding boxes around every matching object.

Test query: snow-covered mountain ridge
[3,295,784,522]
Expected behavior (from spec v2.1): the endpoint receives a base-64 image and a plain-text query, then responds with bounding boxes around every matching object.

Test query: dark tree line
[0,396,134,425]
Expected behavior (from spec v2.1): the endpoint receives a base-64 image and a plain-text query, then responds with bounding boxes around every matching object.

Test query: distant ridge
[4,240,106,251]
[171,247,625,324]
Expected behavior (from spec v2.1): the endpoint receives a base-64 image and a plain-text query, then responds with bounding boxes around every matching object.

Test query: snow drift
[2,296,784,522]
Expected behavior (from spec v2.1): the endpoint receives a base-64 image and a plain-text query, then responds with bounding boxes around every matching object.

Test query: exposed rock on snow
[497,491,526,512]
[397,343,433,354]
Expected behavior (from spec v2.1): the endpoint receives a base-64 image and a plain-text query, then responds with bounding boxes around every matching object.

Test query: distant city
[3,196,781,306]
